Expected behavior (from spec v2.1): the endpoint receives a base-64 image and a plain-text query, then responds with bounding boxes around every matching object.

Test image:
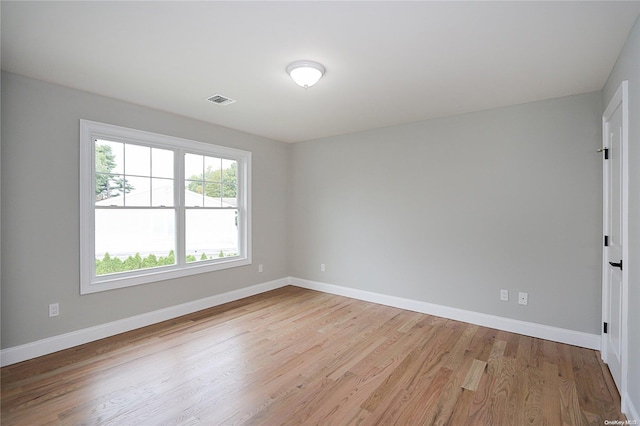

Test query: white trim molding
[290,277,601,350]
[0,278,288,367]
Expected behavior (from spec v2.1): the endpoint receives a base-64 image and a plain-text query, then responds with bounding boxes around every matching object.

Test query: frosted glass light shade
[287,61,325,88]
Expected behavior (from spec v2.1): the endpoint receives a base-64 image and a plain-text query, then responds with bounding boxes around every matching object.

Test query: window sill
[81,257,251,294]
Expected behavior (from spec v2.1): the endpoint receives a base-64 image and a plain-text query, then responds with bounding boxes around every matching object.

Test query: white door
[602,81,628,396]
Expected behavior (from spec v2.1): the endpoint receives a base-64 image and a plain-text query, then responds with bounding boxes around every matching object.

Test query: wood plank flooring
[1,286,626,425]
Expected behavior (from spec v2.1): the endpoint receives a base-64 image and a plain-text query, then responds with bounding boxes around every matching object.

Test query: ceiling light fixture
[286,60,325,89]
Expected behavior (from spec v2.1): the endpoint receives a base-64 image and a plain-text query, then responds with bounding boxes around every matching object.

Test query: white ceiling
[2,1,640,143]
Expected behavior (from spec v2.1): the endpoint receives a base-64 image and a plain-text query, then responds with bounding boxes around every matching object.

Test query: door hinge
[609,260,623,270]
[604,322,608,334]
[604,235,609,247]
[598,147,609,159]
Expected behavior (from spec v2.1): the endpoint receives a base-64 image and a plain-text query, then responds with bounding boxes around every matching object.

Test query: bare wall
[291,91,602,334]
[1,72,291,348]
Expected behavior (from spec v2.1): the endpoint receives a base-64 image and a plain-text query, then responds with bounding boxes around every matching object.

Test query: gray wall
[0,69,610,367]
[291,92,603,334]
[603,14,640,417]
[1,72,291,348]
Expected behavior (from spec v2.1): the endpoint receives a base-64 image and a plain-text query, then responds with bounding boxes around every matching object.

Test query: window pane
[185,181,204,207]
[222,159,238,206]
[95,140,124,202]
[124,176,151,207]
[124,144,151,177]
[95,174,125,205]
[95,139,123,174]
[222,159,237,175]
[185,209,238,262]
[185,153,203,179]
[222,191,238,207]
[152,148,174,179]
[151,178,174,207]
[204,182,223,207]
[204,156,221,182]
[95,209,175,275]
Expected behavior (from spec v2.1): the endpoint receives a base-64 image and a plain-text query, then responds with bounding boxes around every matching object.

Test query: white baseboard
[0,278,289,367]
[290,277,601,350]
[0,276,602,368]
[623,392,639,422]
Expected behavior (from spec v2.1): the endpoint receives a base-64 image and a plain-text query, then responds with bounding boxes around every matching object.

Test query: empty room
[1,1,639,424]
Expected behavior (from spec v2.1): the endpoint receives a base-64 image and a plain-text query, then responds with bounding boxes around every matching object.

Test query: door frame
[601,80,629,409]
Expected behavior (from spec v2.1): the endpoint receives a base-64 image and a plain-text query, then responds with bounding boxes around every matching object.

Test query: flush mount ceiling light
[286,60,325,89]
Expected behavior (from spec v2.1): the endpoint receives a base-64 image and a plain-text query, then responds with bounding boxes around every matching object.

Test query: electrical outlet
[518,292,528,306]
[49,303,59,317]
[320,264,326,272]
[258,264,263,273]
[500,289,509,301]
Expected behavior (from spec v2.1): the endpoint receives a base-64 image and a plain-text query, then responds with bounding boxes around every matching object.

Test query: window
[80,120,251,294]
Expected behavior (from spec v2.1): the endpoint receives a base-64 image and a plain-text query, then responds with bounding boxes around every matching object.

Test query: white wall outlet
[500,289,509,301]
[320,263,326,272]
[49,303,59,317]
[258,264,263,273]
[518,292,528,306]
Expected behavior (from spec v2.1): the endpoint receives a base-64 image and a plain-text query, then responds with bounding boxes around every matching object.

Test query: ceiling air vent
[206,94,236,106]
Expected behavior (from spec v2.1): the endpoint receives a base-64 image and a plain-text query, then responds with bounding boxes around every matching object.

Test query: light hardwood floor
[1,286,625,425]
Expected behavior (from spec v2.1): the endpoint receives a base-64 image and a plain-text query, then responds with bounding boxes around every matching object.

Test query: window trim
[80,120,251,294]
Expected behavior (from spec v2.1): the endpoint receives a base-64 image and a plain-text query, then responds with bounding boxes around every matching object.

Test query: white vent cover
[207,94,236,106]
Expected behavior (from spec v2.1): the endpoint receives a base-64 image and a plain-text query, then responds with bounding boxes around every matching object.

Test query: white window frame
[80,120,251,294]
